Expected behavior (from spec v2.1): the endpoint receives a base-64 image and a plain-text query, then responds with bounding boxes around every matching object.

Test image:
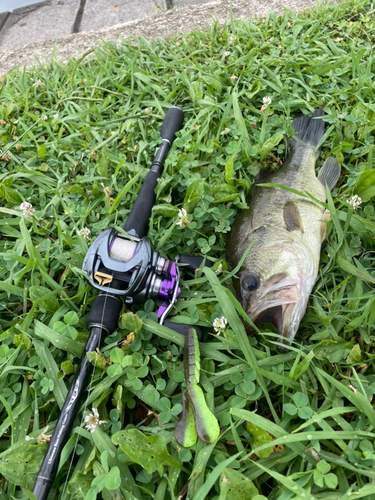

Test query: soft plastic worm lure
[175,328,220,447]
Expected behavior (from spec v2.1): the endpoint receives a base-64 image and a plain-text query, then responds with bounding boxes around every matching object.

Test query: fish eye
[241,274,260,292]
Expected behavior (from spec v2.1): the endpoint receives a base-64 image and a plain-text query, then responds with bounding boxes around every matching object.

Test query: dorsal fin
[318,157,341,192]
[283,201,304,233]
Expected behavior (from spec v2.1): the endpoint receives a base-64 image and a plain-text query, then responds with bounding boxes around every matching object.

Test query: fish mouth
[246,286,300,353]
[255,304,284,332]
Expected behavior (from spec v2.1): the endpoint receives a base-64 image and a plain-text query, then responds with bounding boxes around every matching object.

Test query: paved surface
[0,0,340,74]
[0,0,210,51]
[0,1,80,51]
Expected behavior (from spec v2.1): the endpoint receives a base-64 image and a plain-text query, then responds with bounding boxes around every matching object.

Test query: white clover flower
[53,113,59,120]
[84,408,107,433]
[176,208,191,227]
[224,51,231,57]
[213,316,228,334]
[42,115,47,121]
[20,201,35,216]
[229,75,238,82]
[260,96,272,112]
[346,195,362,210]
[77,227,91,241]
[215,263,223,273]
[144,107,153,114]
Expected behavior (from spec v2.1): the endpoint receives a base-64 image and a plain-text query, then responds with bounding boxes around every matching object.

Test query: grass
[1,0,375,498]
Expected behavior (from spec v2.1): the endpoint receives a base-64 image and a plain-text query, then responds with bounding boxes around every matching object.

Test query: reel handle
[124,107,184,238]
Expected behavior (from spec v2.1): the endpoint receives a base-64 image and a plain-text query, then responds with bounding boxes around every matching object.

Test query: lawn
[1,0,375,498]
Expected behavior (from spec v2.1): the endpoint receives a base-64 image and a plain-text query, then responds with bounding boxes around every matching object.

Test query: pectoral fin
[318,157,341,192]
[283,201,304,233]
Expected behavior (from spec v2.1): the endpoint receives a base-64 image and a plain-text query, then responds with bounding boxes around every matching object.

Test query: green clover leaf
[324,473,338,489]
[314,460,337,490]
[292,392,309,407]
[284,403,298,416]
[110,348,124,365]
[316,460,331,474]
[298,406,313,419]
[313,470,324,488]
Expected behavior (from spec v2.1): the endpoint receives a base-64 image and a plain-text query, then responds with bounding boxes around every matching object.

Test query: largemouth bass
[226,109,340,352]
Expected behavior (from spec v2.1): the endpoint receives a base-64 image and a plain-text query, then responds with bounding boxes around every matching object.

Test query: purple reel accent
[163,260,169,275]
[157,262,180,318]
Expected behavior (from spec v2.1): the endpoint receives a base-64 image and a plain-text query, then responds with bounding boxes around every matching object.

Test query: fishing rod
[33,106,212,499]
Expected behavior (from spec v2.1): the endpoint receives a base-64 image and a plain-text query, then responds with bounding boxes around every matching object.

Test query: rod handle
[123,107,184,238]
[161,106,184,143]
[123,170,160,238]
[86,293,123,333]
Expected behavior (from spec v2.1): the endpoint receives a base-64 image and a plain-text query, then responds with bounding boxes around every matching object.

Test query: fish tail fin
[291,108,325,149]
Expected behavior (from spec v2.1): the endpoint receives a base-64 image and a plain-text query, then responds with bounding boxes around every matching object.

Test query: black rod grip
[161,107,184,143]
[33,327,103,500]
[86,293,122,333]
[123,170,160,238]
[179,254,214,273]
[163,320,203,342]
[123,107,184,238]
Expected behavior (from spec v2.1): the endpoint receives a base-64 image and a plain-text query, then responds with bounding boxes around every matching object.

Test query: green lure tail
[175,328,220,447]
[187,384,220,444]
[175,392,197,448]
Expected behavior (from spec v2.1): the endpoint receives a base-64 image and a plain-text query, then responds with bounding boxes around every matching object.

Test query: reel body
[82,228,180,318]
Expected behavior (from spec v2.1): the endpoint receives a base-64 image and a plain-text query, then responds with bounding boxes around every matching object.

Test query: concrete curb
[0,0,339,75]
